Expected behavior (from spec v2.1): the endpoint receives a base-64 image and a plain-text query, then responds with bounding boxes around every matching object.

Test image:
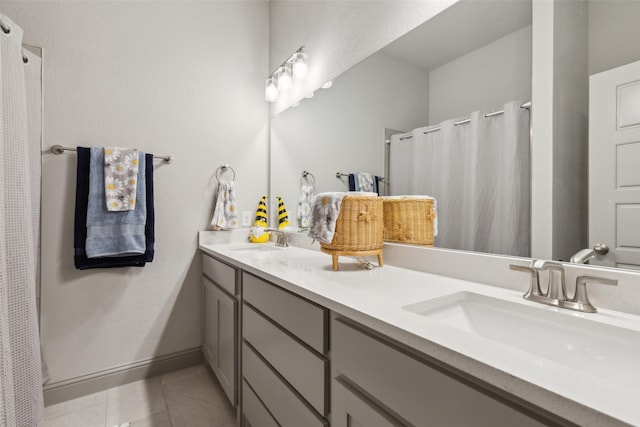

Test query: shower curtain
[389,100,530,257]
[0,14,45,427]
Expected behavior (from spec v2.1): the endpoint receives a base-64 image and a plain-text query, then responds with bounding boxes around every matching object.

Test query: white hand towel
[210,181,238,230]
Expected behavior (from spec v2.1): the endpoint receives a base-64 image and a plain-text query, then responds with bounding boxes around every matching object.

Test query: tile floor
[40,364,237,427]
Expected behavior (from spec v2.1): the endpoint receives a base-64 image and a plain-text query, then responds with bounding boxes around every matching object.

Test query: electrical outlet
[242,211,252,227]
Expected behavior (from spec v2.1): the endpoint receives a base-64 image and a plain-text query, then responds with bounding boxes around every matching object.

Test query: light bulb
[304,92,314,99]
[321,81,333,89]
[265,77,279,102]
[291,51,309,81]
[275,64,293,91]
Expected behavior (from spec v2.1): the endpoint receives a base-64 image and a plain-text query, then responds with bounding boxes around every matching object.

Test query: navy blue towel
[74,147,155,269]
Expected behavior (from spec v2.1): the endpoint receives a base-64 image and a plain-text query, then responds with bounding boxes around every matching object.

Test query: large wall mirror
[269,0,640,272]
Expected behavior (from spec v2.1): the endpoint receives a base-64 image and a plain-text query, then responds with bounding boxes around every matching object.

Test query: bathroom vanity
[200,232,639,427]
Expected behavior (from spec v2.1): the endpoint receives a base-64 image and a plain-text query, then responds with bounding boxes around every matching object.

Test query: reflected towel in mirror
[348,172,380,195]
[297,183,315,228]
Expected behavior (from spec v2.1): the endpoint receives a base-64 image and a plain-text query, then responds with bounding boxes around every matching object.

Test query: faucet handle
[510,263,542,298]
[534,260,567,301]
[570,275,618,313]
[265,228,289,247]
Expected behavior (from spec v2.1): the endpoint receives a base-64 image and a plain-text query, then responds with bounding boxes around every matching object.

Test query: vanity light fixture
[274,63,293,91]
[265,77,279,102]
[265,46,308,102]
[291,50,309,80]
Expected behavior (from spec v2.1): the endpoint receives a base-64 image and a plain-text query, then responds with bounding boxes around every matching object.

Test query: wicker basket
[382,197,435,246]
[320,194,384,270]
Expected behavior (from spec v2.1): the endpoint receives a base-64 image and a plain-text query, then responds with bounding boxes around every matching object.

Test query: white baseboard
[43,347,203,406]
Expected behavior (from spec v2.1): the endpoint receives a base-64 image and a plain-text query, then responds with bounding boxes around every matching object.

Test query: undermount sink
[229,244,283,253]
[403,291,640,388]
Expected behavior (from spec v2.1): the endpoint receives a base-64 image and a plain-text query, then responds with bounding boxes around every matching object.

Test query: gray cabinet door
[203,277,237,406]
[333,379,403,427]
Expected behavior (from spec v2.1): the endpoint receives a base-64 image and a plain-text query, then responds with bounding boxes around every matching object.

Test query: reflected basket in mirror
[320,194,384,270]
[382,197,435,246]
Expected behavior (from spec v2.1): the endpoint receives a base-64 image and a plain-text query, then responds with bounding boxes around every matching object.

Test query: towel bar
[336,172,385,182]
[51,145,174,164]
[215,164,236,182]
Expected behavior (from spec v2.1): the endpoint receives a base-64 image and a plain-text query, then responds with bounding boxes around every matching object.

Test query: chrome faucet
[570,244,609,264]
[266,228,289,247]
[509,261,542,300]
[510,260,618,313]
[534,260,567,301]
[570,248,595,264]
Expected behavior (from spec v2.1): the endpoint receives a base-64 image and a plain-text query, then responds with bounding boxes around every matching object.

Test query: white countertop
[199,234,640,427]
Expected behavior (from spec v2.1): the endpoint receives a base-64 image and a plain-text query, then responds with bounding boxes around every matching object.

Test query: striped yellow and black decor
[253,196,268,227]
[277,196,290,230]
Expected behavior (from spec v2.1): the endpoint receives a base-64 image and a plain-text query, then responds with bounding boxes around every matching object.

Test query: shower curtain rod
[50,145,174,164]
[388,100,531,142]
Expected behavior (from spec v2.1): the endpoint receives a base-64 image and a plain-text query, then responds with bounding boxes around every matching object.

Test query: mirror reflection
[271,0,531,255]
[270,0,640,270]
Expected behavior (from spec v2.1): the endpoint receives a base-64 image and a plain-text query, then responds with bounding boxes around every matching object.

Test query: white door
[590,60,640,269]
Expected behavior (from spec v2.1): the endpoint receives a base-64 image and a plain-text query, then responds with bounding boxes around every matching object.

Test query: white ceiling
[380,0,532,72]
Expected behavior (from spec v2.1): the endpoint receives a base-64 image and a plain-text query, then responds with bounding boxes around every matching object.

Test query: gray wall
[271,51,430,224]
[268,0,457,115]
[428,25,532,124]
[552,0,589,261]
[0,1,269,388]
[589,0,640,76]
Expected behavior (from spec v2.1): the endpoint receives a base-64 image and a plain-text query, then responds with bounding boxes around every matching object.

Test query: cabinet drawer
[243,342,327,427]
[243,272,327,353]
[202,253,237,295]
[332,378,403,427]
[242,379,278,427]
[243,304,328,415]
[332,318,545,427]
